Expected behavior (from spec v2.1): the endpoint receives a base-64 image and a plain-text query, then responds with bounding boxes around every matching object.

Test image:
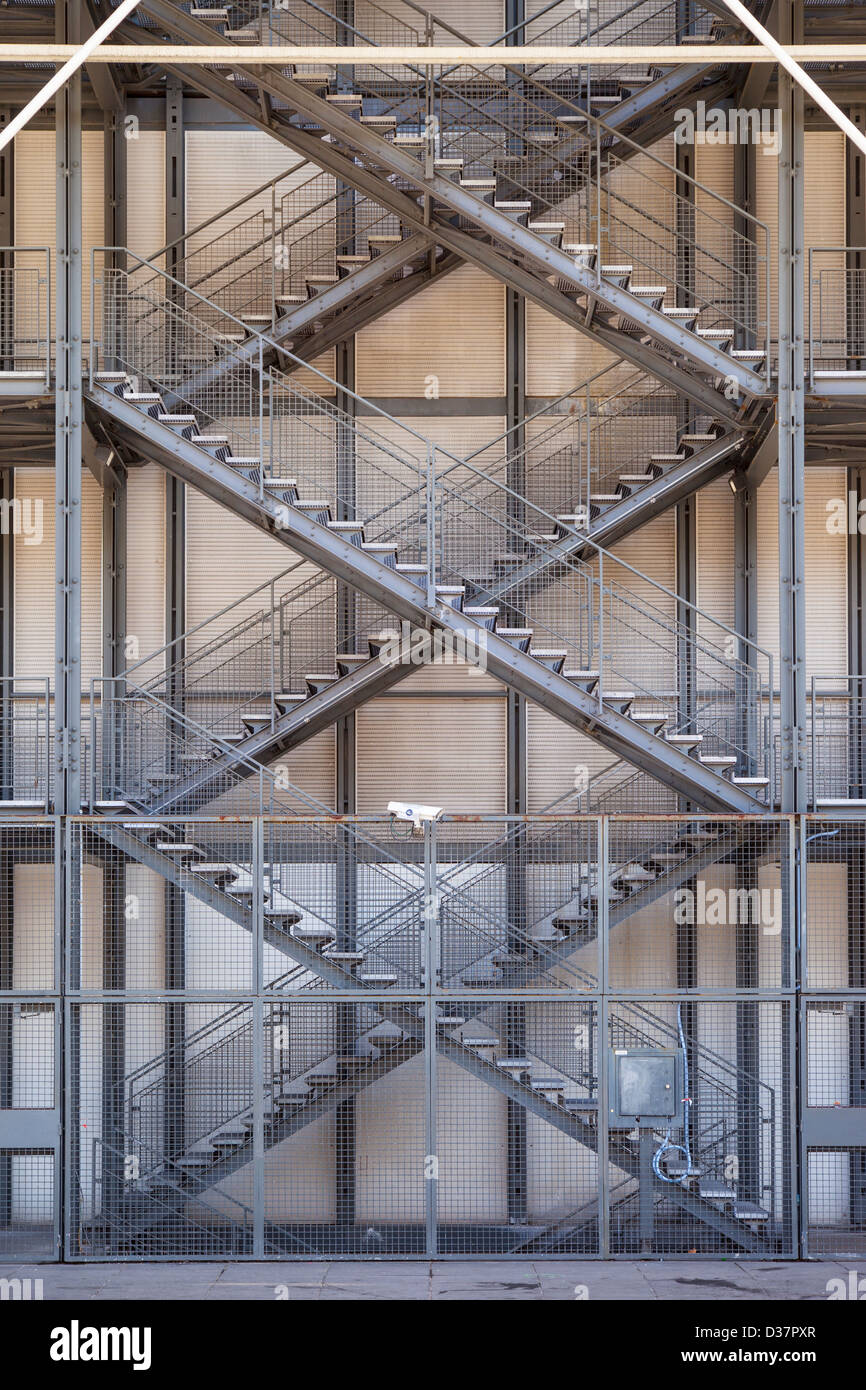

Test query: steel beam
[735,481,760,772]
[101,99,127,691]
[10,41,866,66]
[845,123,866,1235]
[480,432,742,603]
[101,848,127,1241]
[82,0,124,114]
[162,82,188,1163]
[846,107,865,375]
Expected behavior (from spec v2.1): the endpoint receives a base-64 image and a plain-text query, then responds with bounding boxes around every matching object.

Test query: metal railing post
[810,673,816,811]
[270,175,277,331]
[269,578,276,730]
[770,654,776,805]
[426,442,437,608]
[807,247,813,389]
[44,678,51,811]
[88,679,95,810]
[258,336,265,497]
[597,550,604,710]
[424,816,438,1257]
[584,382,591,527]
[595,119,602,287]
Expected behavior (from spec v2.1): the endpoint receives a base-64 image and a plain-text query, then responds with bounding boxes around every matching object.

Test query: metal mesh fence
[0,820,56,995]
[806,1148,866,1259]
[808,249,865,383]
[0,248,50,384]
[802,992,866,1257]
[804,818,866,993]
[607,998,793,1257]
[0,813,859,1258]
[0,1150,56,1260]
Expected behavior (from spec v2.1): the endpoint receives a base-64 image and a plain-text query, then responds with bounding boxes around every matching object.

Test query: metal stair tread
[733,1201,769,1221]
[699,1182,737,1201]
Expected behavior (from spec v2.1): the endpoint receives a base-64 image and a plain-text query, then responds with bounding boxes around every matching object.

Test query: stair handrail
[154,2,772,377]
[91,247,466,465]
[433,444,774,679]
[90,679,431,893]
[134,164,402,330]
[90,251,774,783]
[142,155,310,268]
[0,246,52,387]
[119,555,310,684]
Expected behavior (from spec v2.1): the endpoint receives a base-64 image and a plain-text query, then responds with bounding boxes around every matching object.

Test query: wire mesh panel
[804,818,866,992]
[0,681,52,809]
[1,247,51,383]
[0,1001,55,1107]
[607,999,793,1257]
[808,248,864,381]
[437,819,601,991]
[0,1150,56,1260]
[67,1001,258,1259]
[68,820,256,994]
[435,999,600,1255]
[607,817,791,992]
[0,820,56,994]
[43,812,860,1259]
[0,997,58,1261]
[803,995,866,1257]
[263,818,427,992]
[806,1147,866,1259]
[261,999,426,1257]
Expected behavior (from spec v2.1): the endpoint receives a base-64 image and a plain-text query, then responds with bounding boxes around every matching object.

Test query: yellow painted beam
[0,43,863,66]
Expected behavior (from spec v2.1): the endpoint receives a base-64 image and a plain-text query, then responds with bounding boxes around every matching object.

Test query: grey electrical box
[608,1048,684,1128]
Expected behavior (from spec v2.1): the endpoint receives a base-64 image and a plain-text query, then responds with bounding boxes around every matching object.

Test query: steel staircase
[189,0,742,170]
[87,386,771,812]
[93,365,744,815]
[123,0,772,419]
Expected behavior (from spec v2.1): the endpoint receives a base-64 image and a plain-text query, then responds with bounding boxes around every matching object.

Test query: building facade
[0,0,864,1260]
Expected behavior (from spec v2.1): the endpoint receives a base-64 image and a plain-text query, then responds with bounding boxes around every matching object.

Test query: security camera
[388,800,445,829]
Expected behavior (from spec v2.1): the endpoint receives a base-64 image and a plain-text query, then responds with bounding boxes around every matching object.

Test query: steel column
[101,848,126,1249]
[777,1,807,813]
[0,108,13,374]
[0,852,11,1227]
[54,0,83,815]
[734,140,758,351]
[334,334,358,1234]
[164,78,187,1164]
[104,102,126,264]
[845,107,865,371]
[101,470,126,682]
[735,482,759,774]
[503,121,529,1219]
